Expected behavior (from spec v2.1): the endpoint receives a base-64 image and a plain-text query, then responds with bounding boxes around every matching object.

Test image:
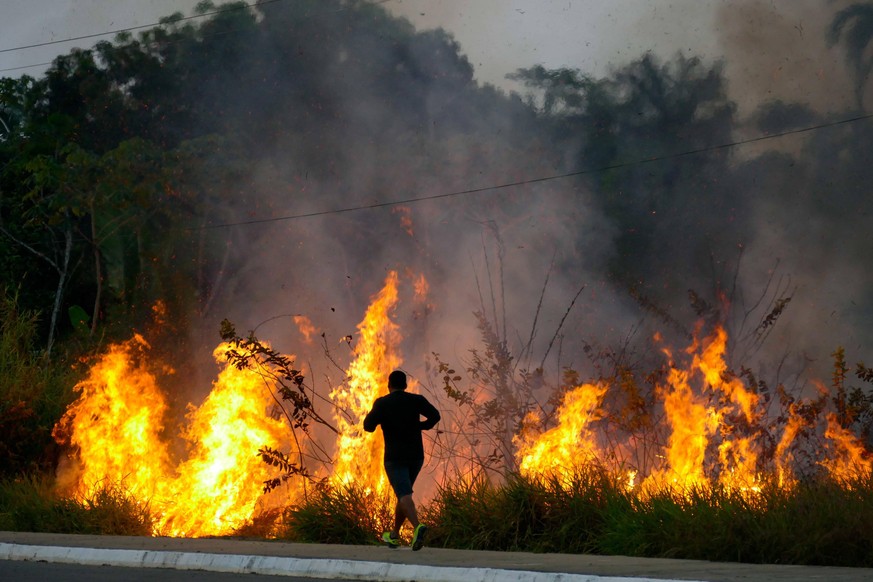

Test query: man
[363,369,440,550]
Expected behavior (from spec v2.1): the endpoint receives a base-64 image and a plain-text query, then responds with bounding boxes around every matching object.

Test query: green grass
[276,482,395,545]
[5,470,871,568]
[419,470,873,567]
[0,474,153,535]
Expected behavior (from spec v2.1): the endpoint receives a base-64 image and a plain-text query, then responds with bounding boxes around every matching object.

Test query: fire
[413,273,429,302]
[329,271,403,495]
[157,342,298,536]
[54,334,296,536]
[643,358,719,493]
[293,315,316,344]
[822,412,872,485]
[54,334,172,499]
[52,279,873,538]
[514,383,607,480]
[392,206,414,237]
[774,403,808,487]
[54,272,410,537]
[642,325,761,496]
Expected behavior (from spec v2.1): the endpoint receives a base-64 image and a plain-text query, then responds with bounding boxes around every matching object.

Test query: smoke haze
[3,0,871,415]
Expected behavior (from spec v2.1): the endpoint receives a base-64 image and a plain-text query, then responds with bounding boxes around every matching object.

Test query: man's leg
[397,494,419,528]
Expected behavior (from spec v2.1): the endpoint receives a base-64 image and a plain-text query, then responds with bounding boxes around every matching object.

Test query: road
[2,531,872,582]
[0,559,358,581]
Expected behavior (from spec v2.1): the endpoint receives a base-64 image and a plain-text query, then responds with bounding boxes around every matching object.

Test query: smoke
[709,0,873,384]
[163,0,873,401]
[714,0,856,117]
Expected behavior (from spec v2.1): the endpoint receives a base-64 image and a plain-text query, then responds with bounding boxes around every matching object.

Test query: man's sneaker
[411,524,428,551]
[381,531,401,549]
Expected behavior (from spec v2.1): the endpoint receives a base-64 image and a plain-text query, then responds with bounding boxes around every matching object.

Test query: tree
[828,2,873,110]
[512,54,739,296]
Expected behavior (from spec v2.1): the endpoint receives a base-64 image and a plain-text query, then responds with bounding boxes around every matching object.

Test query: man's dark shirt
[363,390,440,464]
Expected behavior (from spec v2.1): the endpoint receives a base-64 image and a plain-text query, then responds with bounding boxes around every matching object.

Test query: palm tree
[828,3,873,110]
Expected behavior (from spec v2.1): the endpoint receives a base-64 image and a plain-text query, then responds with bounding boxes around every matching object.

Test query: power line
[0,61,52,74]
[198,112,873,230]
[0,0,286,56]
[0,0,394,75]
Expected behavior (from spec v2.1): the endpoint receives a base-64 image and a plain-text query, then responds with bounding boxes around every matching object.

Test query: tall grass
[230,466,873,568]
[424,467,620,553]
[0,474,153,535]
[421,471,873,567]
[276,482,395,544]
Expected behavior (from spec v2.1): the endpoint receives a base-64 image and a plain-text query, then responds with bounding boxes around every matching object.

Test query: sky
[0,0,856,117]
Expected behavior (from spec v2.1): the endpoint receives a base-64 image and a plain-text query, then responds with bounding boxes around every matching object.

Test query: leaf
[68,305,90,334]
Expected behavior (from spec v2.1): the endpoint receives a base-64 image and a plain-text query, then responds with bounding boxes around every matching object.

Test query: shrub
[277,482,394,545]
[0,474,153,535]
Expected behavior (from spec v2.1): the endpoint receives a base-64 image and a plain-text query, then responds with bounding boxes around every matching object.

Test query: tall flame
[157,342,298,536]
[822,413,873,485]
[53,281,873,537]
[643,358,719,493]
[54,334,172,498]
[330,271,402,495]
[515,383,607,480]
[55,335,296,536]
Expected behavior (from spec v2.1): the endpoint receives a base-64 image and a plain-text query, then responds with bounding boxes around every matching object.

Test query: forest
[1,0,873,564]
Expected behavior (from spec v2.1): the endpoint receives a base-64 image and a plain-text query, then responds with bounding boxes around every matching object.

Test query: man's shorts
[384,459,424,498]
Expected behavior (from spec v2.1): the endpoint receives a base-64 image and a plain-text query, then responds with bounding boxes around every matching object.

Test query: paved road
[0,559,358,582]
[1,531,871,582]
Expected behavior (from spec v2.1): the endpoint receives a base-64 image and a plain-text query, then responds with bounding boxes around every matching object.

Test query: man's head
[388,370,407,391]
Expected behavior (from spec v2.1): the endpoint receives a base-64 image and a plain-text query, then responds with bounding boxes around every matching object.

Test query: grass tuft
[277,482,394,545]
[0,474,152,535]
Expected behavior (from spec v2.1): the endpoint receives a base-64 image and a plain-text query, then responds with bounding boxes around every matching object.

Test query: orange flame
[774,402,808,488]
[329,271,402,496]
[822,413,872,485]
[641,324,762,495]
[514,383,607,480]
[55,335,296,536]
[643,359,719,493]
[392,206,414,237]
[413,273,429,303]
[54,283,873,537]
[54,334,172,499]
[157,341,298,536]
[293,315,317,344]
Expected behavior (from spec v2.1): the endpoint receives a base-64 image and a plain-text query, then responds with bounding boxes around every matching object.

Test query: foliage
[277,482,393,545]
[424,469,618,553]
[0,288,78,477]
[0,474,152,535]
[219,319,337,492]
[511,53,739,289]
[419,471,873,567]
[828,3,873,109]
[830,347,873,445]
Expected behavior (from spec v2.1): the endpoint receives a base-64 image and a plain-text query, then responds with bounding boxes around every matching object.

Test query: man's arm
[418,396,440,430]
[363,399,381,433]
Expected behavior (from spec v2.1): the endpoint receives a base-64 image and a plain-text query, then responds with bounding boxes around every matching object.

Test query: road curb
[0,542,692,581]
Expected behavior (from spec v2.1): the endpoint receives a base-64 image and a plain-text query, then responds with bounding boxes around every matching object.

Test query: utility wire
[0,0,286,56]
[0,0,394,74]
[0,61,52,74]
[199,112,873,230]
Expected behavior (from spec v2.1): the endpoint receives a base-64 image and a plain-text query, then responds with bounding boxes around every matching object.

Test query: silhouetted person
[363,369,440,550]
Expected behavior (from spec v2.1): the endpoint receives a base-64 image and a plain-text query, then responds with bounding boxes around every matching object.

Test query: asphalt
[1,531,871,582]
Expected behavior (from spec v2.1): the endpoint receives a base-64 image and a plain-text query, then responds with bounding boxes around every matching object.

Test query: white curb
[0,542,697,582]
